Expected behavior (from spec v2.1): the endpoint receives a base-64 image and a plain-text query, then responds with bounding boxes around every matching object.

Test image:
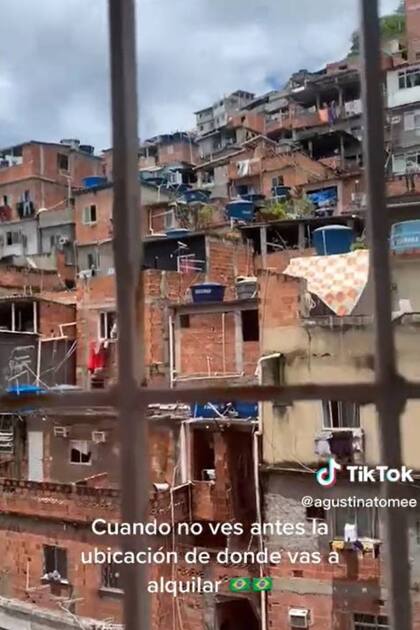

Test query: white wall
[387,68,420,108]
[28,430,43,481]
[0,218,39,259]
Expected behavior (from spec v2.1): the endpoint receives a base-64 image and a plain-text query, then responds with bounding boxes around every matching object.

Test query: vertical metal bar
[108,2,149,630]
[359,1,411,628]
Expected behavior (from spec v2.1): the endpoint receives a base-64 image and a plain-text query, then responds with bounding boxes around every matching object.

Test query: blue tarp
[6,384,46,396]
[307,187,337,209]
[192,402,258,419]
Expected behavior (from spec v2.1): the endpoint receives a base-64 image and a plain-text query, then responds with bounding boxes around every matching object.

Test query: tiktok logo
[316,458,342,488]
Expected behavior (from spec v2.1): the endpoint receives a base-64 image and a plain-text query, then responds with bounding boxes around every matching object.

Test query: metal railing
[0,0,412,628]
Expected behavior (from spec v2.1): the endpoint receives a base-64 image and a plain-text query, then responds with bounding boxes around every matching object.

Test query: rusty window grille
[0,0,414,628]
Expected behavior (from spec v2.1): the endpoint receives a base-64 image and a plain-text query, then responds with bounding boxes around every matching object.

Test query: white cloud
[0,0,400,150]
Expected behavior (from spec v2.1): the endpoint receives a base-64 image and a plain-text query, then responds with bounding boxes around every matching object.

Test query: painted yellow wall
[262,323,420,470]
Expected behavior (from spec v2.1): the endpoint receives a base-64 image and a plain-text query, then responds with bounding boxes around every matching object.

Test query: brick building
[3,2,420,629]
[0,140,102,282]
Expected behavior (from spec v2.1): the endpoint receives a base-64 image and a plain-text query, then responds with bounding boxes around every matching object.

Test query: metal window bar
[0,0,410,628]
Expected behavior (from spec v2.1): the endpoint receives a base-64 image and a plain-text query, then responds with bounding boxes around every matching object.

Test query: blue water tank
[226,200,254,221]
[83,176,107,188]
[182,189,212,204]
[234,402,258,418]
[165,228,191,238]
[191,283,225,303]
[242,193,265,203]
[272,185,291,199]
[192,402,226,418]
[6,384,46,396]
[390,221,420,253]
[313,225,354,255]
[80,145,95,155]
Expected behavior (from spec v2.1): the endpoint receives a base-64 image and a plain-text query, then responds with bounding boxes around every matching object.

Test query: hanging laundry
[283,250,369,317]
[314,431,333,456]
[236,160,250,177]
[328,101,338,125]
[88,341,108,373]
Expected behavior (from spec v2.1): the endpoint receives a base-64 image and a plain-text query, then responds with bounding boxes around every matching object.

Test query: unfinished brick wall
[228,146,336,196]
[76,274,115,386]
[56,249,76,286]
[207,237,254,292]
[157,140,199,166]
[0,179,69,217]
[266,555,386,630]
[228,112,265,134]
[38,301,76,337]
[179,312,237,376]
[0,143,101,189]
[177,311,259,378]
[0,264,65,292]
[74,186,113,245]
[42,416,179,486]
[76,235,256,386]
[257,250,312,331]
[190,428,256,525]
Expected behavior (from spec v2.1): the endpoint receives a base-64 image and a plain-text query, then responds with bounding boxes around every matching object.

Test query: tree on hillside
[348,5,406,56]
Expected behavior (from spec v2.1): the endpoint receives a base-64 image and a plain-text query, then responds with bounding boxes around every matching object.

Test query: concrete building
[0,140,102,217]
[252,240,420,629]
[74,181,172,279]
[195,90,256,159]
[386,61,420,174]
[0,140,102,276]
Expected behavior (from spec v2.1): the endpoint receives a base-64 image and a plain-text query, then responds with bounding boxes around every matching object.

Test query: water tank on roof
[165,228,191,238]
[226,199,254,221]
[313,225,354,256]
[80,144,95,155]
[83,176,107,188]
[390,221,420,253]
[182,189,211,204]
[60,138,80,149]
[192,402,226,418]
[272,185,291,199]
[234,402,258,418]
[236,276,257,299]
[191,283,225,303]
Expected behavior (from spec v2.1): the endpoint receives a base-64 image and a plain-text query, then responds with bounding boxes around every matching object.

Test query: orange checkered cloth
[283,250,369,316]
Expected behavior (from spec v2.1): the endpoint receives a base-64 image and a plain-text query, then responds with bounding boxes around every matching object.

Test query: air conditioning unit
[58,235,70,247]
[92,431,107,443]
[289,609,310,629]
[54,426,70,438]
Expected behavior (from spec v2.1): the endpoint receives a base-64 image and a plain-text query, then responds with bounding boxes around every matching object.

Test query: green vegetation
[351,236,367,251]
[261,195,315,220]
[293,195,315,217]
[261,200,288,219]
[349,5,405,56]
[196,205,214,228]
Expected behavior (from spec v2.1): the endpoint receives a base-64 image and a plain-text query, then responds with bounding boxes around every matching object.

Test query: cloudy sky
[0,0,400,152]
